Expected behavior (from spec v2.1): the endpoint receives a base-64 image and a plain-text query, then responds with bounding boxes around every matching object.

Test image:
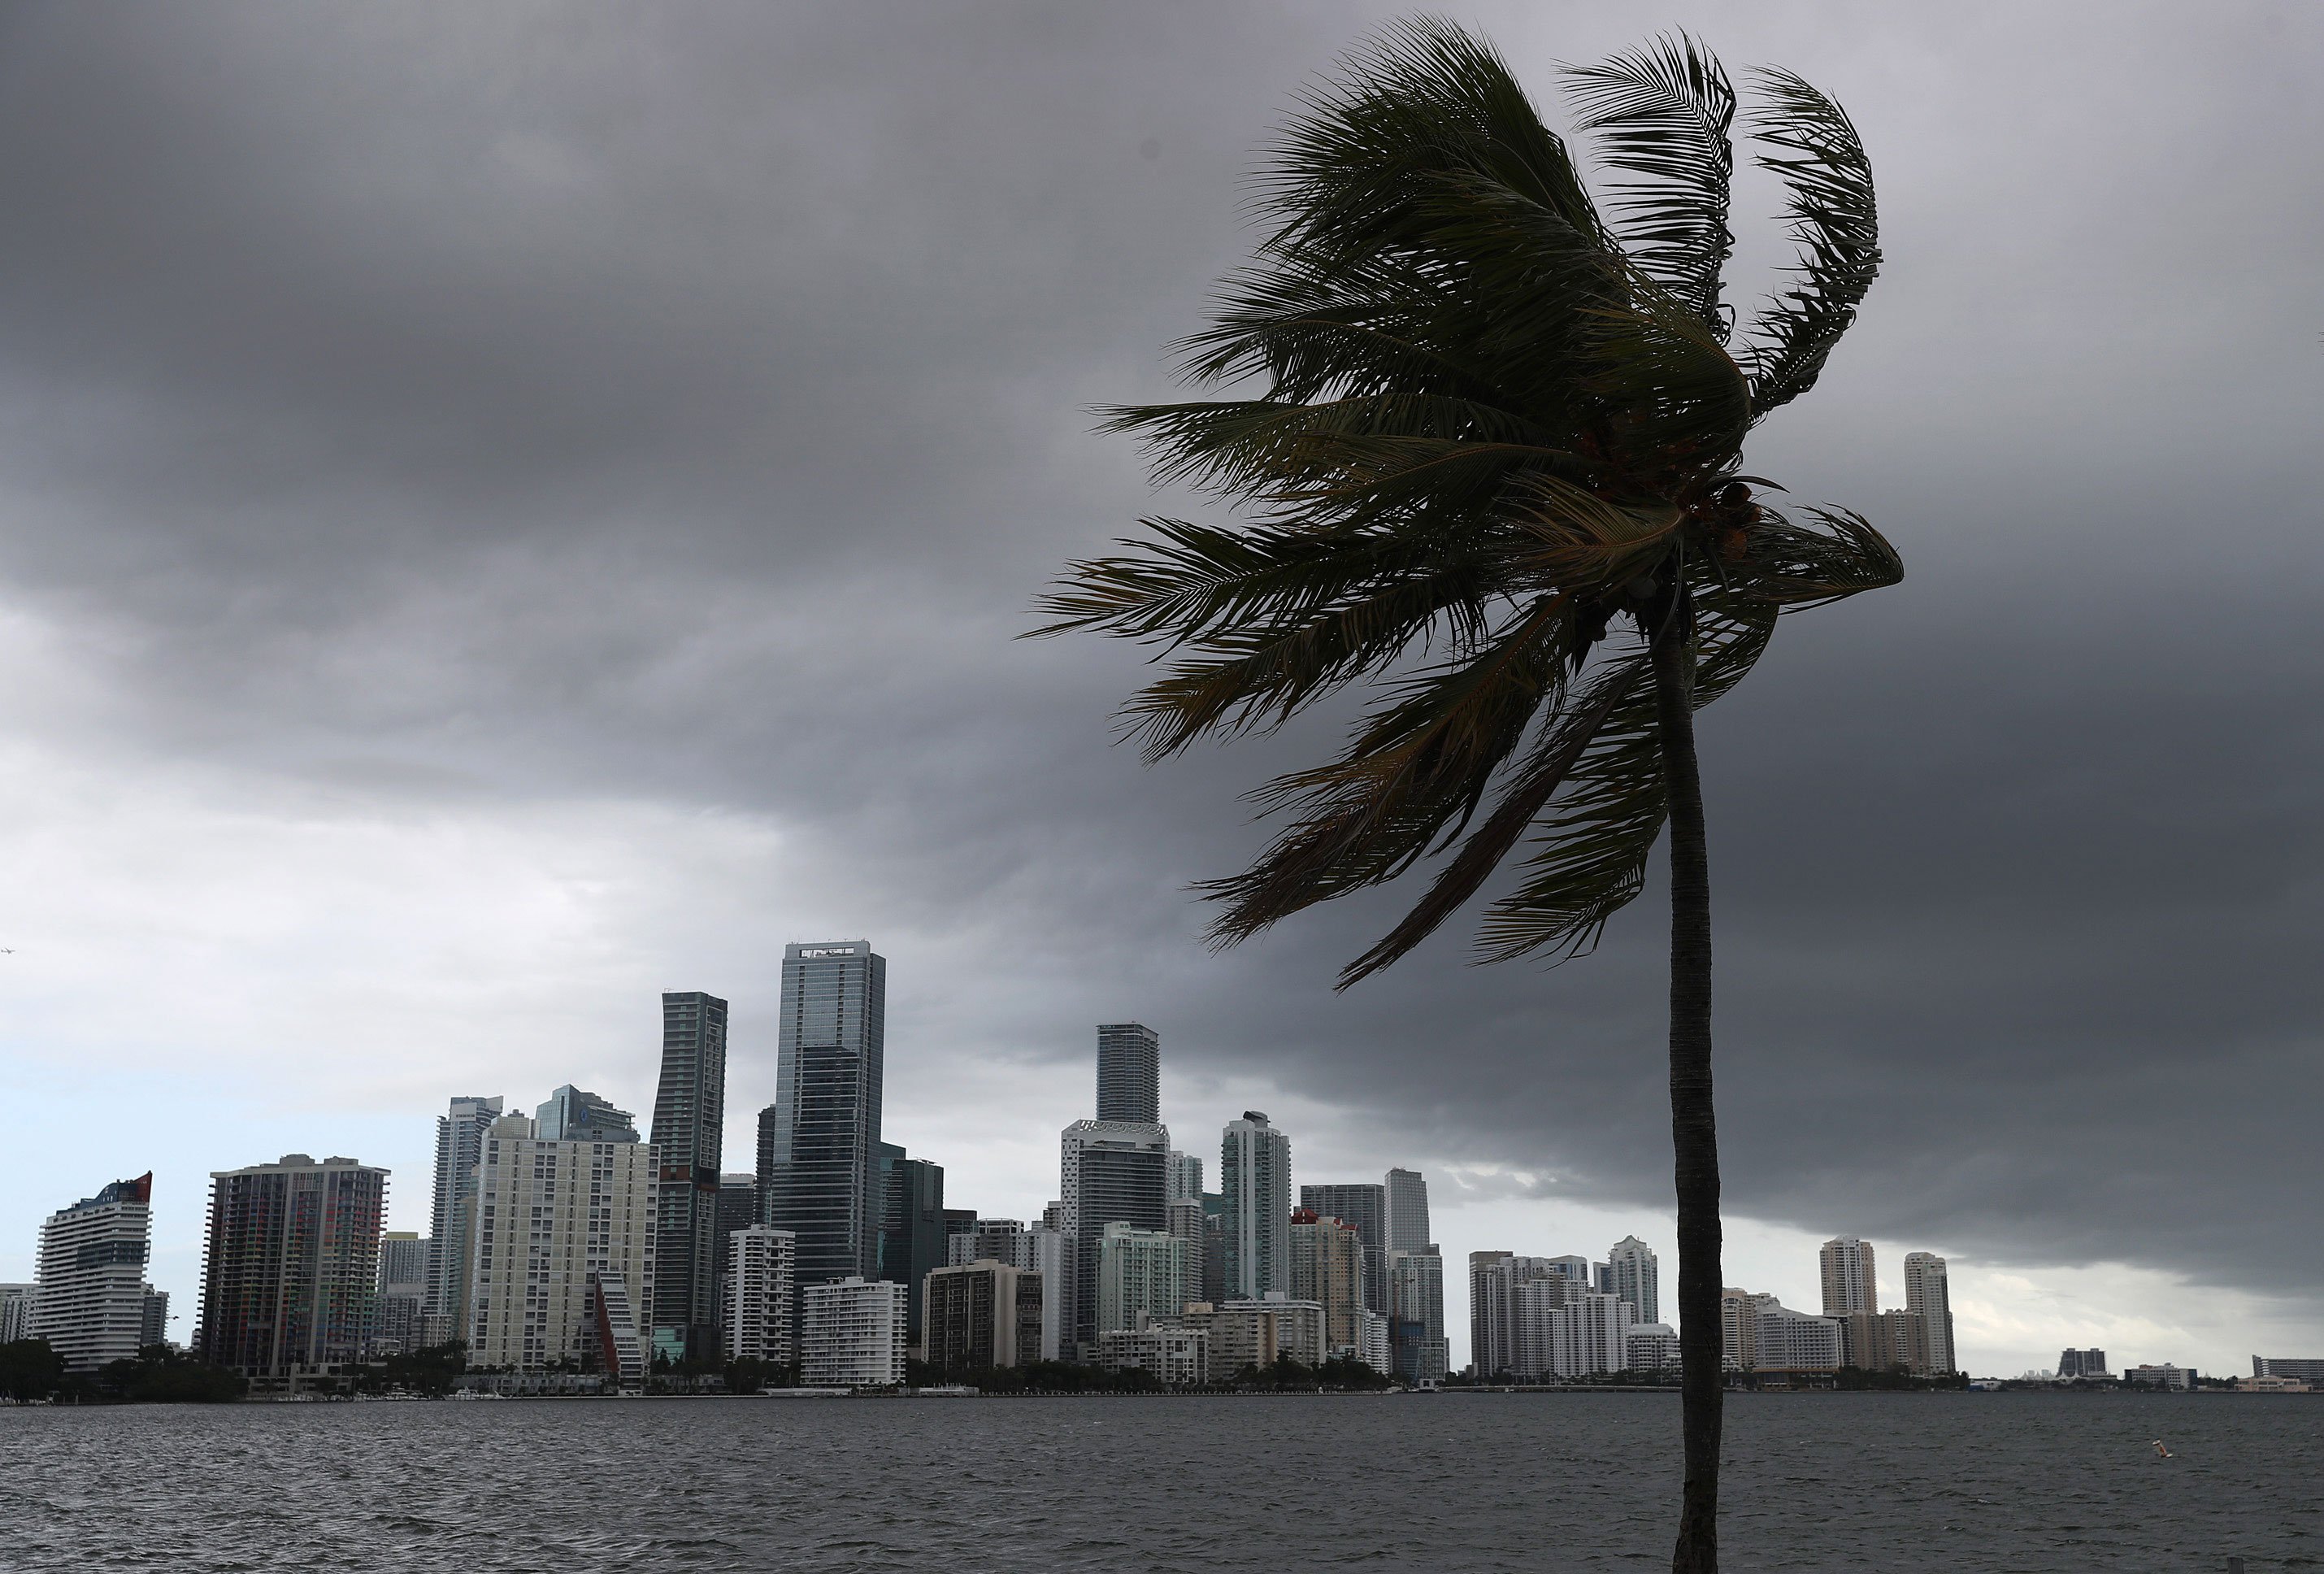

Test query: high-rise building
[800,1276,906,1387]
[723,1224,797,1367]
[376,1230,428,1355]
[428,1096,502,1320]
[1165,1198,1206,1311]
[1387,1247,1447,1382]
[1385,1168,1431,1251]
[1221,1113,1291,1299]
[1752,1298,1843,1371]
[1624,1323,1679,1372]
[1209,1296,1328,1373]
[1546,1292,1638,1377]
[650,991,729,1361]
[197,1155,387,1389]
[2057,1346,2111,1379]
[1719,1287,1758,1371]
[1840,1307,1929,1374]
[137,1286,168,1347]
[0,1285,39,1344]
[713,1173,761,1315]
[535,1085,641,1143]
[1301,1183,1388,1312]
[463,1116,655,1379]
[1097,1324,1208,1385]
[1199,1195,1227,1307]
[1475,1253,1576,1378]
[1096,1023,1160,1124]
[1903,1252,1956,1374]
[923,1259,1043,1371]
[1356,1307,1392,1375]
[29,1173,155,1372]
[1290,1211,1365,1355]
[1606,1236,1660,1325]
[1167,1152,1203,1203]
[1061,1119,1171,1356]
[1097,1222,1184,1336]
[1512,1276,1574,1379]
[875,1144,948,1347]
[764,941,888,1296]
[1819,1237,1877,1317]
[948,1220,1030,1267]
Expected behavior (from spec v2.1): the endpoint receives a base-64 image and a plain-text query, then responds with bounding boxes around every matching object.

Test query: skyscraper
[1096,1023,1160,1124]
[1302,1182,1388,1311]
[763,941,887,1293]
[1096,1222,1184,1336]
[428,1096,502,1320]
[1903,1252,1956,1374]
[465,1115,655,1379]
[1290,1211,1364,1355]
[1606,1236,1660,1324]
[1167,1151,1203,1202]
[30,1173,154,1371]
[651,991,729,1360]
[713,1172,761,1326]
[1061,1119,1171,1355]
[1222,1113,1291,1299]
[536,1085,641,1143]
[1388,1246,1448,1382]
[197,1154,387,1392]
[376,1231,428,1354]
[800,1276,907,1386]
[876,1144,947,1346]
[1819,1237,1878,1317]
[1468,1250,1515,1377]
[1385,1167,1431,1250]
[723,1224,797,1367]
[924,1259,1044,1372]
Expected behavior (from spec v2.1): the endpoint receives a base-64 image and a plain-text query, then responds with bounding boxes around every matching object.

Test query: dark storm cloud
[0,1,2318,1298]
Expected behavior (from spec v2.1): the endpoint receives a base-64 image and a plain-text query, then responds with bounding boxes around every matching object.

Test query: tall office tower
[1061,1118,1171,1355]
[1165,1198,1206,1308]
[1819,1237,1877,1317]
[1221,1113,1292,1299]
[875,1144,948,1347]
[376,1231,428,1354]
[428,1096,503,1320]
[1289,1211,1364,1355]
[464,1115,655,1376]
[1302,1183,1388,1312]
[1167,1152,1203,1202]
[1385,1168,1431,1251]
[197,1156,386,1389]
[1096,1023,1161,1124]
[137,1286,168,1347]
[713,1173,761,1318]
[535,1085,641,1143]
[923,1259,1044,1371]
[1606,1236,1660,1324]
[0,1285,37,1343]
[1387,1246,1448,1382]
[1097,1223,1185,1336]
[32,1174,155,1371]
[650,990,729,1361]
[723,1224,797,1366]
[2057,1346,2109,1380]
[1903,1252,1956,1374]
[800,1276,907,1386]
[1468,1250,1515,1377]
[764,941,887,1297]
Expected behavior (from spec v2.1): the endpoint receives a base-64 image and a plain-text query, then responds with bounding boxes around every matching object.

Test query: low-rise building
[1097,1325,1208,1385]
[2253,1357,2324,1383]
[2124,1363,2192,1391]
[1624,1322,1679,1373]
[801,1276,906,1387]
[2237,1374,2311,1393]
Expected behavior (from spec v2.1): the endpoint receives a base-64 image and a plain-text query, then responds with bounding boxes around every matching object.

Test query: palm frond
[1729,504,1902,607]
[1564,34,1737,338]
[1738,67,1879,417]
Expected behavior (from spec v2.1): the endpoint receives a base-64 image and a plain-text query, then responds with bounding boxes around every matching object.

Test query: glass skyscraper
[650,991,729,1359]
[427,1095,502,1320]
[877,1144,948,1346]
[762,941,888,1292]
[1222,1112,1292,1299]
[1301,1181,1388,1311]
[1096,1023,1159,1124]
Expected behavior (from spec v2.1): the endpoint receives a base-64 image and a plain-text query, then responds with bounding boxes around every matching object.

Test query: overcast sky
[0,1,2317,1378]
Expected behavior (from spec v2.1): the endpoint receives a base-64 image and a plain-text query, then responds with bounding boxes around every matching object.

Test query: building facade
[1903,1251,1956,1374]
[31,1173,155,1371]
[1097,1324,1206,1385]
[1819,1237,1878,1317]
[876,1144,947,1347]
[1061,1118,1171,1355]
[376,1230,428,1354]
[1167,1151,1203,1203]
[464,1116,656,1378]
[1221,1112,1291,1300]
[1753,1299,1844,1371]
[922,1259,1042,1371]
[763,941,888,1294]
[1096,1023,1161,1124]
[1301,1182,1388,1312]
[1384,1168,1431,1251]
[1606,1236,1659,1325]
[1096,1223,1184,1336]
[801,1276,907,1387]
[649,990,729,1361]
[428,1096,502,1320]
[535,1085,640,1143]
[1388,1246,1448,1382]
[1289,1211,1364,1354]
[1624,1322,1679,1372]
[197,1156,387,1387]
[2058,1346,2111,1379]
[723,1224,797,1366]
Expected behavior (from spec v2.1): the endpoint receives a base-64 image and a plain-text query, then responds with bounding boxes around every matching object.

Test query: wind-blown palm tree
[1032,20,1896,1572]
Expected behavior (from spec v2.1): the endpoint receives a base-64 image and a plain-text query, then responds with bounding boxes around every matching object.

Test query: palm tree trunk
[1651,589,1722,1574]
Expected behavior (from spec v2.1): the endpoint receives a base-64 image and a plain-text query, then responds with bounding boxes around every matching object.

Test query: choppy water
[2,1392,2317,1572]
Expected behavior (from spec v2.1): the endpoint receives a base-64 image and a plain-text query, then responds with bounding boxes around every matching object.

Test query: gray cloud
[0,0,2319,1320]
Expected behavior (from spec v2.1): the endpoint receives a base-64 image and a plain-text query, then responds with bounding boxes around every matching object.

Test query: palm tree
[1032,20,1895,1572]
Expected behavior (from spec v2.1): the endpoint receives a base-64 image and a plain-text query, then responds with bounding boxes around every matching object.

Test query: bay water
[3,1391,2317,1572]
